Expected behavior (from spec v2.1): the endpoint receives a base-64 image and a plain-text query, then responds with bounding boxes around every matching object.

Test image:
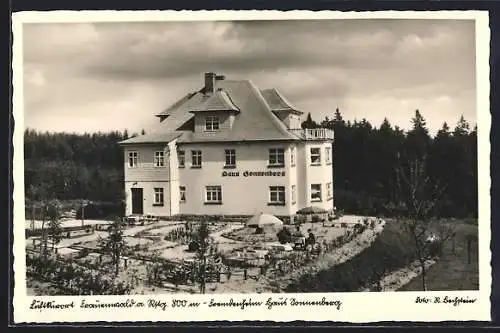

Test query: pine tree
[301,112,318,129]
[334,108,344,123]
[453,115,470,137]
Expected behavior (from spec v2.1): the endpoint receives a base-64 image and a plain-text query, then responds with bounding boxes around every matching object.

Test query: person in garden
[307,229,316,246]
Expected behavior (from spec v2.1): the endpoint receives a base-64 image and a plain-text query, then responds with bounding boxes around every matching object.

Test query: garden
[25,205,388,295]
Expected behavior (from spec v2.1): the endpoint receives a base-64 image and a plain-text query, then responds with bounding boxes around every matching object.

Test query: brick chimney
[204,72,216,93]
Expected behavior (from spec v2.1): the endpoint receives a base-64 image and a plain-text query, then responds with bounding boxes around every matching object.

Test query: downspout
[166,144,172,216]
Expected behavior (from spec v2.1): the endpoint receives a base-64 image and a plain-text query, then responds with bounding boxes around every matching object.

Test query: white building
[119,73,334,219]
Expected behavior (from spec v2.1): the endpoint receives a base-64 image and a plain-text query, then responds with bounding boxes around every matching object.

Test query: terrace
[289,128,334,140]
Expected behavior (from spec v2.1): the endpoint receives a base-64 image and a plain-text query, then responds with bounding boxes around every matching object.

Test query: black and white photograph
[12,10,491,323]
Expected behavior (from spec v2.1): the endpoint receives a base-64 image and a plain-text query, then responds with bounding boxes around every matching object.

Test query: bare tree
[47,200,63,251]
[195,221,210,294]
[101,218,127,276]
[396,154,454,291]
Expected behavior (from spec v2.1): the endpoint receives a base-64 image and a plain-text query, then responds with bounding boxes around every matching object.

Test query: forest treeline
[302,109,477,218]
[24,109,477,218]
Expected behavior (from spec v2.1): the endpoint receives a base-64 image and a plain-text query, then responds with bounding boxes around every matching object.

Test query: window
[291,185,296,204]
[269,186,285,205]
[179,186,186,203]
[128,151,138,168]
[225,149,236,167]
[154,188,164,206]
[290,146,296,166]
[154,151,165,167]
[191,150,202,168]
[311,184,322,202]
[326,182,333,200]
[310,148,321,165]
[325,146,332,164]
[178,150,185,168]
[269,148,285,167]
[205,186,222,204]
[205,116,220,131]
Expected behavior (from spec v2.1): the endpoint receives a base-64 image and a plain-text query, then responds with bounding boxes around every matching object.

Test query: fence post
[244,268,247,280]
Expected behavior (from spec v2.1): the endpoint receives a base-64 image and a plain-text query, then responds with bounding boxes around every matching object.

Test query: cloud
[21,19,477,135]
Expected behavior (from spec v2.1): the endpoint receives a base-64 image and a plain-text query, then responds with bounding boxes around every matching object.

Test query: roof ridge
[156,91,199,117]
[219,89,240,112]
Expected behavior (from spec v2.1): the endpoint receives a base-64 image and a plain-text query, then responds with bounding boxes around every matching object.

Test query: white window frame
[269,186,286,205]
[178,150,185,168]
[205,185,222,204]
[154,187,164,206]
[128,151,138,168]
[325,146,332,164]
[291,185,296,204]
[179,186,186,203]
[154,151,165,167]
[326,182,333,200]
[225,149,236,167]
[205,115,220,132]
[290,146,296,166]
[311,184,322,202]
[310,147,322,165]
[191,150,202,168]
[269,148,285,167]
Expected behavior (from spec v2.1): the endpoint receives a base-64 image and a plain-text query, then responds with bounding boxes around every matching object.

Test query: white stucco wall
[123,138,334,217]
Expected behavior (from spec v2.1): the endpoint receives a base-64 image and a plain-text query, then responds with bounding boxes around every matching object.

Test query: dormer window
[205,116,220,132]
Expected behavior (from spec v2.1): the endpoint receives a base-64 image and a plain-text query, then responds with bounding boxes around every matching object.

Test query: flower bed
[26,254,136,295]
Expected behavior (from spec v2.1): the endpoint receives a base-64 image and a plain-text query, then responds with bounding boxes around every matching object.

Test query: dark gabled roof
[261,88,303,115]
[119,132,182,145]
[120,77,301,145]
[156,92,197,118]
[189,90,240,113]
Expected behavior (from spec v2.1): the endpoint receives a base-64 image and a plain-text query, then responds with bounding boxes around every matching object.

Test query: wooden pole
[81,200,85,227]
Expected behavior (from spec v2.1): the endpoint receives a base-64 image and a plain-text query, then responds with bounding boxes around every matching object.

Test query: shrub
[277,228,292,244]
[187,241,199,252]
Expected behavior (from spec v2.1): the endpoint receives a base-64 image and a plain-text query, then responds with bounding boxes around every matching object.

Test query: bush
[187,241,199,252]
[277,228,292,244]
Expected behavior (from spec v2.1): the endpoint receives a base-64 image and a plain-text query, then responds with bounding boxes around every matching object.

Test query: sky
[22,19,477,136]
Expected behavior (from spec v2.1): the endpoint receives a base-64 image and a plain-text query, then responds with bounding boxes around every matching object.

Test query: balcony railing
[290,128,335,140]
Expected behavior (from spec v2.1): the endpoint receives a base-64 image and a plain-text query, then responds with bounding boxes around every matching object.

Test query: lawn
[399,220,479,291]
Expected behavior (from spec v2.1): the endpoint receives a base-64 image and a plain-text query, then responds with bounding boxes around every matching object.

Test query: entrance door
[131,188,144,215]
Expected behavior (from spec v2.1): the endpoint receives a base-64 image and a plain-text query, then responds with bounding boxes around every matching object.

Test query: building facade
[120,73,334,218]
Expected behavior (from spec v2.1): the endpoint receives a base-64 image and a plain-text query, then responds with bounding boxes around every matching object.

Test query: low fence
[158,214,293,225]
[26,224,96,238]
